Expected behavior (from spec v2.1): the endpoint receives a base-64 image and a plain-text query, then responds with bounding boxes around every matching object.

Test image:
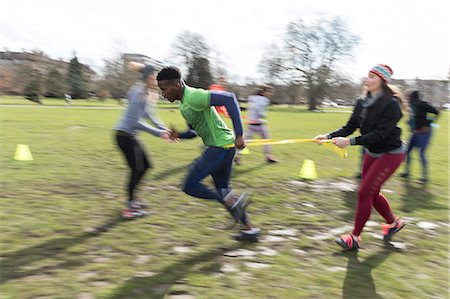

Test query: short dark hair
[157,66,182,81]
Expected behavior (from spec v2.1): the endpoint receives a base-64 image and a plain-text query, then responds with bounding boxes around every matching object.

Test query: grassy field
[0,96,123,107]
[0,99,448,298]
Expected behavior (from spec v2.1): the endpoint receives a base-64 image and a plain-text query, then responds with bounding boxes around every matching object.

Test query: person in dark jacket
[400,90,439,184]
[314,64,407,250]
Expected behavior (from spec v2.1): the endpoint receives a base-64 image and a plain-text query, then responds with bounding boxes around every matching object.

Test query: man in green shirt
[157,66,260,240]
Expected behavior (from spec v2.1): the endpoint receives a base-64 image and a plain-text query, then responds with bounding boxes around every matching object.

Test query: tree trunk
[307,83,317,111]
[308,98,317,111]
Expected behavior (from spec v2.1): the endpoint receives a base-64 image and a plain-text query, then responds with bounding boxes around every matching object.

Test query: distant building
[393,79,449,106]
[0,51,95,95]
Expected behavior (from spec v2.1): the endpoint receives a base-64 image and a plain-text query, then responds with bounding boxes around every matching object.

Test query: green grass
[0,100,448,298]
[0,95,123,107]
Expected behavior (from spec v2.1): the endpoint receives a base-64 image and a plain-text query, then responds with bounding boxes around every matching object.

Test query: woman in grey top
[115,63,170,219]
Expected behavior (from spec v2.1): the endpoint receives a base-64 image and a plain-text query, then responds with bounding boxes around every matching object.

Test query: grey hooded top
[115,82,167,136]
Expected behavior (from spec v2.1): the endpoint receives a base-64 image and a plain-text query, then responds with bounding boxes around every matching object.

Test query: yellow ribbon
[246,139,348,159]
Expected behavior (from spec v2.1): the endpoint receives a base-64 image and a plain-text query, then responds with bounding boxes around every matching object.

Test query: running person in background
[235,85,277,165]
[115,63,170,219]
[400,90,440,184]
[314,64,407,250]
[209,76,229,118]
[64,93,72,107]
[157,66,260,241]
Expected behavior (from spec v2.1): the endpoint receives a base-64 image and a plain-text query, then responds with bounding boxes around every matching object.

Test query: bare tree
[96,54,137,100]
[171,31,214,88]
[260,17,359,110]
[258,43,286,84]
[45,67,67,98]
[171,31,210,68]
[186,57,213,89]
[24,66,43,104]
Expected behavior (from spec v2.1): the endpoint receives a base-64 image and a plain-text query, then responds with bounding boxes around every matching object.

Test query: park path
[0,105,124,109]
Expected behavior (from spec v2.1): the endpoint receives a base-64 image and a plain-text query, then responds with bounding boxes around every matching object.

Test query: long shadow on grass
[400,180,443,213]
[0,216,122,283]
[233,161,267,175]
[341,191,358,222]
[152,163,190,180]
[336,246,397,299]
[151,158,266,179]
[107,242,256,299]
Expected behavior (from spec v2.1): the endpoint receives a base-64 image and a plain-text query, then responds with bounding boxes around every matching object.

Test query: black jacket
[328,95,403,153]
[410,100,439,130]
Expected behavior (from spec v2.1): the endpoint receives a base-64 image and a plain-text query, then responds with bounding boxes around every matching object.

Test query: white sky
[1,0,449,83]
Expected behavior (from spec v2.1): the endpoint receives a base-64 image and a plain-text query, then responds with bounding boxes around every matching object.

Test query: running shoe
[121,204,148,219]
[234,227,261,242]
[382,218,406,241]
[418,178,428,185]
[227,191,250,223]
[266,156,278,163]
[400,172,410,179]
[335,233,360,250]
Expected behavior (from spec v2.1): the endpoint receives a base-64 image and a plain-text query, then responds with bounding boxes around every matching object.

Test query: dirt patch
[68,125,88,130]
[286,178,358,193]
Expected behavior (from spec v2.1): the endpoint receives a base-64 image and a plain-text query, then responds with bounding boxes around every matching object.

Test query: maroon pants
[352,152,405,236]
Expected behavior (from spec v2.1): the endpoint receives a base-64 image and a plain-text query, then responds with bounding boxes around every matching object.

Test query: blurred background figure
[236,85,277,165]
[209,76,229,118]
[114,63,170,219]
[64,93,72,107]
[401,90,440,184]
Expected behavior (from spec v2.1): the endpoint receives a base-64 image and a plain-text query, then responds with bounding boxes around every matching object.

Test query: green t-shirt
[179,85,235,147]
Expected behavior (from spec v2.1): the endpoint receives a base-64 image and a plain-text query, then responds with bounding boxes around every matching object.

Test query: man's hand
[235,135,246,150]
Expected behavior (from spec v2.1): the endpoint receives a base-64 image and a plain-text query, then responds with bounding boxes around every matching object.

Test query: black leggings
[116,132,151,202]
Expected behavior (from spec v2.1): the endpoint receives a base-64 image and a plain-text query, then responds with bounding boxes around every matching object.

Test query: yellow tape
[246,139,347,159]
[222,143,235,149]
[247,138,333,145]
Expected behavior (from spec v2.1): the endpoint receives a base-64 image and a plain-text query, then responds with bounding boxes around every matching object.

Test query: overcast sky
[1,0,449,83]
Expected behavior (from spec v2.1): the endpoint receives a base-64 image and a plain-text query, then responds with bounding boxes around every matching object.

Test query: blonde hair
[361,83,408,112]
[127,61,145,72]
[387,84,408,112]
